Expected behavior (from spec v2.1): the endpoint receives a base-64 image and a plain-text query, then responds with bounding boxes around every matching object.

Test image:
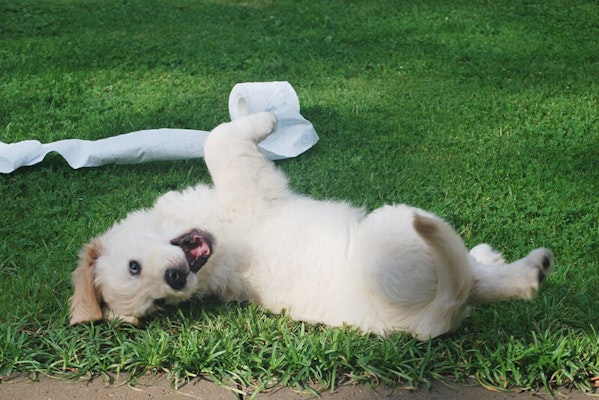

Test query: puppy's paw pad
[527,248,555,282]
[470,244,506,265]
[518,248,554,299]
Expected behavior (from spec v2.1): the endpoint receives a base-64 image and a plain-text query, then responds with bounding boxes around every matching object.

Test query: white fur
[70,112,555,340]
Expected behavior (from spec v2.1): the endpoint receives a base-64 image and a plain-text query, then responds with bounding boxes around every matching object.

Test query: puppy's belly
[245,198,371,322]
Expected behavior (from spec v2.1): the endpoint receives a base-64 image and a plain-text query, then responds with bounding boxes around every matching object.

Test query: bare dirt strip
[0,374,593,400]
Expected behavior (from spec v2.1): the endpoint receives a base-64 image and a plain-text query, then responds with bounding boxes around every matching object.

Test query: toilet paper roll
[229,81,318,160]
[0,81,318,173]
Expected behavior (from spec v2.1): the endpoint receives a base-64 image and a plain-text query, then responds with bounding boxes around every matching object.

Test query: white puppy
[70,112,554,340]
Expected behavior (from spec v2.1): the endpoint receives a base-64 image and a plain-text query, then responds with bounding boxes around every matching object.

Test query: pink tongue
[190,240,211,258]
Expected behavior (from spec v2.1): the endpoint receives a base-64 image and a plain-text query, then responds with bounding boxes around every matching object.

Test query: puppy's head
[69,211,214,326]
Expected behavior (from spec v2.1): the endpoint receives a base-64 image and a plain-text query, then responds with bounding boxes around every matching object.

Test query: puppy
[70,112,554,339]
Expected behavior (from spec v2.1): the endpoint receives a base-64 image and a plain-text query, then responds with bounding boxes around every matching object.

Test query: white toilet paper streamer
[0,81,318,173]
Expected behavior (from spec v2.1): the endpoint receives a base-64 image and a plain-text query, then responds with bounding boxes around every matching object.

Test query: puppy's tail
[413,213,472,311]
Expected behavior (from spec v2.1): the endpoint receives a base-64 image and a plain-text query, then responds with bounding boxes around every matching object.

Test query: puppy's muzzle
[170,229,214,273]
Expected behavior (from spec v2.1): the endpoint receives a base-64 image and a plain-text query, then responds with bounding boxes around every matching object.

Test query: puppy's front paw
[247,111,278,141]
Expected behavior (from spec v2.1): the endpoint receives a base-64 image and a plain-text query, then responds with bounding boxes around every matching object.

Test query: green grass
[1,0,598,396]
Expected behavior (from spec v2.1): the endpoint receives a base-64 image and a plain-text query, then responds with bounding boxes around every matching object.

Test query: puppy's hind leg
[470,244,506,265]
[204,112,290,206]
[469,248,554,304]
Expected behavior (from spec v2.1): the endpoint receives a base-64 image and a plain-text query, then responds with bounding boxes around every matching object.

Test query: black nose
[164,268,188,290]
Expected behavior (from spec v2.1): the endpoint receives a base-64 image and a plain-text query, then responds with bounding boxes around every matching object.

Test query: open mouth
[170,229,214,273]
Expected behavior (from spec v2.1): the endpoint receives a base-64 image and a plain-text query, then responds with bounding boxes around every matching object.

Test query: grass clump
[1,0,598,396]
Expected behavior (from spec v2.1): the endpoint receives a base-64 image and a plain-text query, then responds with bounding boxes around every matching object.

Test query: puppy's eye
[129,260,142,276]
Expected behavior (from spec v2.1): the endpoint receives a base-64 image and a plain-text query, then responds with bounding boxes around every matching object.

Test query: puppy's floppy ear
[69,238,104,325]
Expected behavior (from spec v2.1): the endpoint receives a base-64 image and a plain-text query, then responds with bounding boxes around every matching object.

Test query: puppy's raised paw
[247,111,278,141]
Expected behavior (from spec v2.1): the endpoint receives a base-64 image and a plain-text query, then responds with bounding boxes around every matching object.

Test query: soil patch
[0,374,593,400]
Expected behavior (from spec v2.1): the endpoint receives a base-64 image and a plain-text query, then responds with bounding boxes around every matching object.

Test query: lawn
[1,0,598,396]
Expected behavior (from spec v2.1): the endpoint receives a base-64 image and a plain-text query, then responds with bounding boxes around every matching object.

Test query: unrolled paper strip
[0,81,318,174]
